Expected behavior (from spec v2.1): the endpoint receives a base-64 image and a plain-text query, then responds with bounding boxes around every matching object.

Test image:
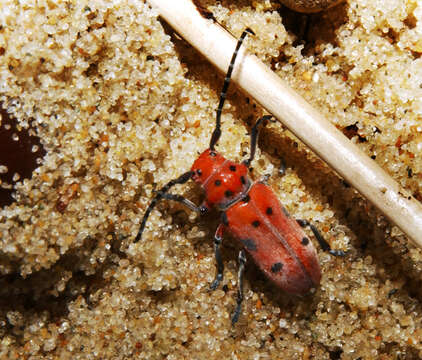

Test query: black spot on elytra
[241,238,257,251]
[229,165,236,171]
[301,237,309,246]
[214,179,221,186]
[225,190,233,197]
[270,262,283,273]
[266,207,273,215]
[240,176,246,184]
[252,220,260,228]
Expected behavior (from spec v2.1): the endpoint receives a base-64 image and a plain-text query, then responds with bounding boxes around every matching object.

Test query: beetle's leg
[135,171,196,243]
[243,115,275,167]
[232,249,247,325]
[296,219,346,256]
[210,223,225,291]
[210,28,255,151]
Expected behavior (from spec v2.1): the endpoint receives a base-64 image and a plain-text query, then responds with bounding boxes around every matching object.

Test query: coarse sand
[1,0,422,358]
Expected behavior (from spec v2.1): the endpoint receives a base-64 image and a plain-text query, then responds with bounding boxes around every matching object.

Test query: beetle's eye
[196,169,202,176]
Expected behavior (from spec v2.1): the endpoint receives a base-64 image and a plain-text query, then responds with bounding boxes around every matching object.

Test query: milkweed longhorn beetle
[135,28,345,324]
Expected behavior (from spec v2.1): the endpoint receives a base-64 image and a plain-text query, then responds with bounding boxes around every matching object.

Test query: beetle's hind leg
[297,219,346,257]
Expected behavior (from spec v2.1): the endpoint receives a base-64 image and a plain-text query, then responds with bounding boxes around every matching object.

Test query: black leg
[232,249,247,325]
[297,219,346,256]
[209,28,255,151]
[243,115,274,167]
[210,224,225,290]
[134,171,195,243]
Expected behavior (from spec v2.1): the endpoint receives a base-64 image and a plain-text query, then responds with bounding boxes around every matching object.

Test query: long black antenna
[209,28,255,151]
[134,171,194,243]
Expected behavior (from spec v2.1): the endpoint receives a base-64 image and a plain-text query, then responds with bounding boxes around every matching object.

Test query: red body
[191,149,321,294]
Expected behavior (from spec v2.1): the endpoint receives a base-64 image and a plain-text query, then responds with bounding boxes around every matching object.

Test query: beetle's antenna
[134,171,194,243]
[209,28,255,151]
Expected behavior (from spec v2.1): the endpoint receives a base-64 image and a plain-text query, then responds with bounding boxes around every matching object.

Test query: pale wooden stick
[146,0,422,247]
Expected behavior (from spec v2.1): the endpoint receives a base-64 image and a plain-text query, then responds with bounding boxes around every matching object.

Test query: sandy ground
[1,0,422,358]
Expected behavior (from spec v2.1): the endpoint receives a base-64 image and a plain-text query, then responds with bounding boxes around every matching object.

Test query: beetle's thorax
[191,149,250,210]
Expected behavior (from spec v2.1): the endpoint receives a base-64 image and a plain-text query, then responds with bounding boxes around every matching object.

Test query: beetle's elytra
[135,28,344,324]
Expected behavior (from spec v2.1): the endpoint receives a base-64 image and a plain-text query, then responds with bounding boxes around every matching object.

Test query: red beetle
[135,29,344,324]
